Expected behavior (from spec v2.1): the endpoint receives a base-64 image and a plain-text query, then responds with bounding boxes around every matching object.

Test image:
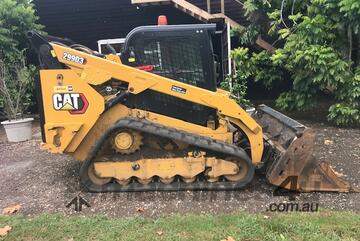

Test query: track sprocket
[111,129,142,154]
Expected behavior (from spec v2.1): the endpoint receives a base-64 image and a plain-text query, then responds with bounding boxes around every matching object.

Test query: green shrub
[0,0,43,118]
[0,58,35,120]
[225,0,360,126]
[0,0,43,62]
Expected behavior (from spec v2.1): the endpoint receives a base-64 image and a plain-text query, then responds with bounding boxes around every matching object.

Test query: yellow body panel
[51,44,260,132]
[40,70,104,152]
[42,43,264,164]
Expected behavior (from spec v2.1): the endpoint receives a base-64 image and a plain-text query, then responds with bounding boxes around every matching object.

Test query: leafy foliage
[0,0,43,62]
[221,48,252,108]
[227,0,360,126]
[0,58,35,120]
[232,24,260,46]
[222,47,285,108]
[0,0,43,119]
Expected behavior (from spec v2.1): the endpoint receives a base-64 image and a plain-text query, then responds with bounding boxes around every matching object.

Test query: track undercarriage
[80,107,359,193]
[80,118,255,192]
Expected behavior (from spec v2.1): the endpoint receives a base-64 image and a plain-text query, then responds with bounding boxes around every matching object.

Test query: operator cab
[121,24,217,92]
[119,23,219,128]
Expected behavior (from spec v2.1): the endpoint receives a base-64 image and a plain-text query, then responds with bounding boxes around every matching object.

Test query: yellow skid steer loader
[27,23,357,192]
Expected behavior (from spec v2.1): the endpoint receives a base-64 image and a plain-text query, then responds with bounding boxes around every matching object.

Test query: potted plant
[0,58,34,142]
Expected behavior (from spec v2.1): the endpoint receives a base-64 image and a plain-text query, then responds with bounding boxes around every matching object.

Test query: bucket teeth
[255,105,359,193]
[268,151,359,192]
[298,160,360,192]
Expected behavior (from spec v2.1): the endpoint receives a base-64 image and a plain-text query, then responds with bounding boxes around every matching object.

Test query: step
[131,0,275,52]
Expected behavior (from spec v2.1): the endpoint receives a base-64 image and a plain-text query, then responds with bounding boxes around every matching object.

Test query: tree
[0,0,43,62]
[0,0,43,119]
[228,0,360,125]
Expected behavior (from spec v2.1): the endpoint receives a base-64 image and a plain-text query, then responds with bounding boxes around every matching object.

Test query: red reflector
[135,65,154,72]
[158,15,168,25]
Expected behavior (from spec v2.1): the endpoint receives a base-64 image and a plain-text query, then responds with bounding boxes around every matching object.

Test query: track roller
[160,177,175,184]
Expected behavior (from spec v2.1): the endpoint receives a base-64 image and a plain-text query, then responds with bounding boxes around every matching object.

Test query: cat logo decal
[53,93,89,114]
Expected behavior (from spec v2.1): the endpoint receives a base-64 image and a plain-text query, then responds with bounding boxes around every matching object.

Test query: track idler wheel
[87,162,112,186]
[224,157,250,182]
[111,129,142,154]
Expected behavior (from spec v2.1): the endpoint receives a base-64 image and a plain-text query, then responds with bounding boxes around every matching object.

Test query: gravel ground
[0,120,359,217]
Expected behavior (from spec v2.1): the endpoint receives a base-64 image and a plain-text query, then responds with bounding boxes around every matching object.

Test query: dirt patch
[0,120,359,218]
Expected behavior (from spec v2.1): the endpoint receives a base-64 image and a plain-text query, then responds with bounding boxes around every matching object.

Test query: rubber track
[80,118,255,192]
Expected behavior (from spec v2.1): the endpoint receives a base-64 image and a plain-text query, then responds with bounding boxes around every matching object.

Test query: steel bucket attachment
[254,104,358,192]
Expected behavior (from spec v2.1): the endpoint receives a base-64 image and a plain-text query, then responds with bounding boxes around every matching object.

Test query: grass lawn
[0,211,359,241]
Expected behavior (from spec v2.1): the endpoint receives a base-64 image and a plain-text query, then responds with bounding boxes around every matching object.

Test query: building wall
[33,0,286,98]
[34,0,201,49]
